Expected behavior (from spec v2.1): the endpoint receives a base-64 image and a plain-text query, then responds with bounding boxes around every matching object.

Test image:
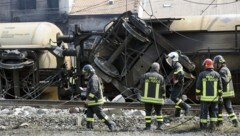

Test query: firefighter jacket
[139,71,166,104]
[172,62,184,85]
[86,73,104,106]
[218,66,235,98]
[196,69,223,102]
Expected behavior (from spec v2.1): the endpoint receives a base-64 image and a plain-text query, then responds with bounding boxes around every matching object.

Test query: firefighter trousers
[200,102,218,129]
[218,98,238,124]
[144,103,163,128]
[170,84,189,117]
[86,105,114,129]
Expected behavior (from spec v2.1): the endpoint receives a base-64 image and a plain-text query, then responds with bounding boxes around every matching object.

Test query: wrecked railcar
[88,12,240,103]
[88,11,195,100]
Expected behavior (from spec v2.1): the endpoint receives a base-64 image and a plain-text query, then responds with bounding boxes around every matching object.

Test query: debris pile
[0,106,239,136]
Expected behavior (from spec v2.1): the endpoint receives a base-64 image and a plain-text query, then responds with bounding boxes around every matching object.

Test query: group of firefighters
[81,51,238,131]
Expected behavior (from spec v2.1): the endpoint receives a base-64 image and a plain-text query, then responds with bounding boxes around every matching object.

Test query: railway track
[0,99,240,112]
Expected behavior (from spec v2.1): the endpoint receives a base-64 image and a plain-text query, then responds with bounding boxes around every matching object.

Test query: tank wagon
[0,22,71,100]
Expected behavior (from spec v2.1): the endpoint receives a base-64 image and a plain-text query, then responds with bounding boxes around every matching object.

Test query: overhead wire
[182,0,238,5]
[200,0,216,15]
[69,0,108,15]
[138,1,240,45]
[69,0,137,15]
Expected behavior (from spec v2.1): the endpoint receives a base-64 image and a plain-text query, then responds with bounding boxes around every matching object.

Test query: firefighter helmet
[167,52,179,61]
[82,64,95,74]
[151,62,160,72]
[213,55,225,64]
[166,52,179,66]
[202,59,214,69]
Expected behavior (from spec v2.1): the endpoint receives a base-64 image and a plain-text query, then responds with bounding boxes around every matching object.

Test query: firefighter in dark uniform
[213,55,238,127]
[82,64,116,131]
[196,59,223,129]
[166,52,190,117]
[139,62,166,130]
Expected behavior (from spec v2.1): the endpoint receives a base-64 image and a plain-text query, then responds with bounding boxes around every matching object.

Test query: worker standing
[166,51,190,117]
[196,59,223,130]
[139,62,166,130]
[81,64,116,131]
[213,55,238,127]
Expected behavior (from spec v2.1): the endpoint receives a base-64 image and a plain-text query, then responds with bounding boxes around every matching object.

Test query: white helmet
[167,52,179,61]
[166,52,179,66]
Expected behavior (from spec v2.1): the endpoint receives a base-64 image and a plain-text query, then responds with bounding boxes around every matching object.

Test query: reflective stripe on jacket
[140,71,166,104]
[196,69,223,102]
[86,73,104,106]
[219,66,235,97]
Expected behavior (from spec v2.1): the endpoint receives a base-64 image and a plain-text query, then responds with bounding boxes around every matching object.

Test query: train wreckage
[0,11,239,103]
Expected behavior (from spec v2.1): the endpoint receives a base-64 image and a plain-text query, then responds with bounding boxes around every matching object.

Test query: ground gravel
[0,106,239,136]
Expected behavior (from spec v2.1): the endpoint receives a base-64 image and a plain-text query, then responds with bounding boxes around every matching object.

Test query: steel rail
[0,99,196,110]
[0,99,240,112]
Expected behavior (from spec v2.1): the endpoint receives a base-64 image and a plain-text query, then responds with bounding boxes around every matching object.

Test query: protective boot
[86,122,93,130]
[106,120,117,131]
[200,123,207,130]
[156,122,163,130]
[144,123,151,130]
[209,122,216,130]
[174,108,181,117]
[179,102,191,116]
[232,119,239,127]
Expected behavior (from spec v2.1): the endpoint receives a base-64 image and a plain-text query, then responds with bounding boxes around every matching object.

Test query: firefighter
[213,55,238,127]
[166,51,190,117]
[196,59,223,130]
[139,62,166,130]
[81,64,116,131]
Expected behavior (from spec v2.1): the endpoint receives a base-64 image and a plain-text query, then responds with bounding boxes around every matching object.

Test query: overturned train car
[87,12,196,101]
[0,22,71,100]
[87,12,240,103]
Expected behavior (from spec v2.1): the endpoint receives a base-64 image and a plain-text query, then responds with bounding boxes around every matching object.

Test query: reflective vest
[86,74,104,106]
[140,72,165,104]
[196,69,223,102]
[219,66,235,97]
